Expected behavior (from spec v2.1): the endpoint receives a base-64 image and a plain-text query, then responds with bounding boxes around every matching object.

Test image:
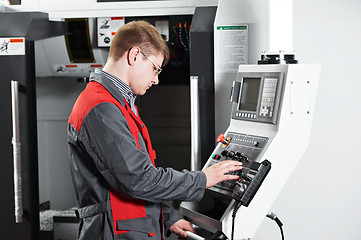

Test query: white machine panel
[181,64,320,239]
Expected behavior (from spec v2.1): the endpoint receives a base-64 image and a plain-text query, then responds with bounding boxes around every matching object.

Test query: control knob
[221,150,249,162]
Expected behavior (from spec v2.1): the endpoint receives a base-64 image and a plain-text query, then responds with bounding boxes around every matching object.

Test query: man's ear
[128,47,140,66]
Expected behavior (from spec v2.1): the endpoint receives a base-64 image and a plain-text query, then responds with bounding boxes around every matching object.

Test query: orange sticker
[10,38,24,43]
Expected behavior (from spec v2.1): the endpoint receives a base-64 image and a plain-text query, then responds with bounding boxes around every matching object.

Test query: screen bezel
[231,72,284,124]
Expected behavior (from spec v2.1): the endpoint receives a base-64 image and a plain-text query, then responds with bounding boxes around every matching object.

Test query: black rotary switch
[221,150,228,157]
[221,150,237,160]
[235,152,242,161]
[228,151,235,159]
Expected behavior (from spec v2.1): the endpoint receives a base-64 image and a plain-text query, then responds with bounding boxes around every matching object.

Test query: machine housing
[180,64,320,239]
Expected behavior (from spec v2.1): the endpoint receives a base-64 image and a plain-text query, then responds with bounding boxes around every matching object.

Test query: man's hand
[202,160,243,188]
[169,219,195,239]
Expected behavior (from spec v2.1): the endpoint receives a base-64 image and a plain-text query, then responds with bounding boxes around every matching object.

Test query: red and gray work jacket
[67,72,206,240]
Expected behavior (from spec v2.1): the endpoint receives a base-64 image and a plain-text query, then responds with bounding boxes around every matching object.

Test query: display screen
[238,77,261,111]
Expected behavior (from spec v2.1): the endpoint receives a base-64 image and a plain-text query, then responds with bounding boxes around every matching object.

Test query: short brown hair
[108,20,169,66]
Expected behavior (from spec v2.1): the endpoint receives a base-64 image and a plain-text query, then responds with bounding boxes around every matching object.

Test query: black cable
[280,226,284,240]
[231,201,242,240]
[266,211,284,240]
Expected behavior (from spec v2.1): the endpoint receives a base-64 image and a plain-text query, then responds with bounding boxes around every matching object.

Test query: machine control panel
[180,65,319,238]
[207,132,269,194]
[181,131,271,228]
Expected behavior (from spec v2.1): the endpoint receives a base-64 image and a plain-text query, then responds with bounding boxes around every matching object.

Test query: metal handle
[11,80,23,223]
[186,231,205,240]
[190,76,200,171]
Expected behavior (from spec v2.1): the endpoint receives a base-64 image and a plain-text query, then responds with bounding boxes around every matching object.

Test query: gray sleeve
[79,102,207,203]
[162,203,183,235]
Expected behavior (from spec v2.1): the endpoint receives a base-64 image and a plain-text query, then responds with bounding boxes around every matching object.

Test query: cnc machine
[181,64,320,239]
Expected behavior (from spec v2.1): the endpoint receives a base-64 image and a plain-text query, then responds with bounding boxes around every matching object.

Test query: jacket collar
[89,71,126,106]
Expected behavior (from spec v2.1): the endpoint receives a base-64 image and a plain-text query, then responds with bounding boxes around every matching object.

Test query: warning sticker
[54,64,103,75]
[97,17,125,47]
[0,37,25,56]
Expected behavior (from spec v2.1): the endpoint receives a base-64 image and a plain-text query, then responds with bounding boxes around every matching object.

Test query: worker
[67,20,242,240]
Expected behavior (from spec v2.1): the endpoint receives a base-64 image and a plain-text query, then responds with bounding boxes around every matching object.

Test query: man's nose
[152,75,159,85]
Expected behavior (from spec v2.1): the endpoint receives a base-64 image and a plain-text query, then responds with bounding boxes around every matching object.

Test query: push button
[212,154,221,160]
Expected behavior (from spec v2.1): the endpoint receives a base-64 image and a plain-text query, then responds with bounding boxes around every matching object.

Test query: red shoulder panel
[68,82,116,131]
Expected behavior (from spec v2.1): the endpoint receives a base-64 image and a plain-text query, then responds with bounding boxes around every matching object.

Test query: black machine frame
[0,11,68,240]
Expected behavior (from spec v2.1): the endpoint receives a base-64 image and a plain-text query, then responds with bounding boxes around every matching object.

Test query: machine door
[0,44,39,239]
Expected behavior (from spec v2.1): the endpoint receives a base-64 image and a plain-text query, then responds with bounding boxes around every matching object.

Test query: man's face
[129,52,164,96]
